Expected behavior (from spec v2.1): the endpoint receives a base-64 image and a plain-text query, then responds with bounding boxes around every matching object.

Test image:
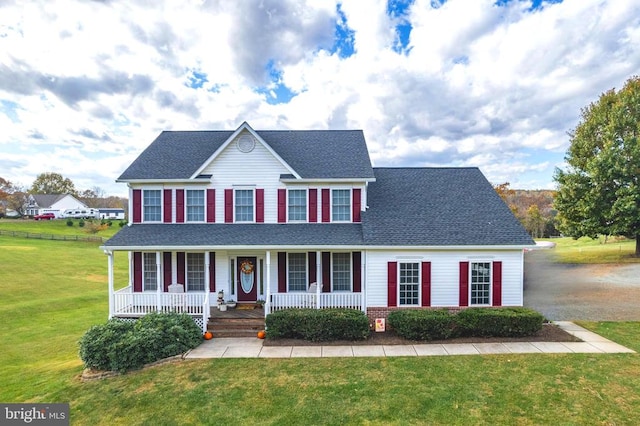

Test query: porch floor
[209,305,265,319]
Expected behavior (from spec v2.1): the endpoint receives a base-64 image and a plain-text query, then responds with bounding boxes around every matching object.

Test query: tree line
[0,172,126,216]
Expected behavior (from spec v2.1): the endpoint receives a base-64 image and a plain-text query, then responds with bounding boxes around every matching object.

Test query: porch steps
[207,306,265,338]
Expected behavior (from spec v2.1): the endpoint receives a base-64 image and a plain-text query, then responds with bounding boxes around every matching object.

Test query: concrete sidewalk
[184,321,635,359]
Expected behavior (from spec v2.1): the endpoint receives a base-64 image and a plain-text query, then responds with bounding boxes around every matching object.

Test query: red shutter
[322,252,331,292]
[308,188,317,223]
[256,189,264,223]
[387,261,398,307]
[308,252,317,284]
[224,189,233,223]
[421,261,431,307]
[177,252,185,285]
[353,252,362,293]
[163,189,172,223]
[459,261,469,307]
[492,261,502,306]
[175,189,184,223]
[163,252,172,292]
[278,252,287,293]
[133,252,142,292]
[206,189,215,223]
[352,188,361,223]
[277,189,286,223]
[132,190,142,223]
[321,189,330,222]
[209,252,216,292]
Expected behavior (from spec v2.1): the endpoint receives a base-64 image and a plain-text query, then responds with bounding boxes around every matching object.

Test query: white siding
[365,249,524,308]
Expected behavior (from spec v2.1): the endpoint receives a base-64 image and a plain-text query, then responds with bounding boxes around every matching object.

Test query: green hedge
[456,307,544,337]
[387,309,458,341]
[388,307,544,341]
[79,313,202,373]
[266,309,370,342]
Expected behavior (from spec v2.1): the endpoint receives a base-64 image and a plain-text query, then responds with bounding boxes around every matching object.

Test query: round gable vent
[237,134,256,153]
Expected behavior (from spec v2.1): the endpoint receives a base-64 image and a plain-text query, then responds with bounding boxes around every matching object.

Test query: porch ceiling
[103,223,364,250]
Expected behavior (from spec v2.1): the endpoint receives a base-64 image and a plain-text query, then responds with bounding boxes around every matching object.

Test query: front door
[237,257,257,302]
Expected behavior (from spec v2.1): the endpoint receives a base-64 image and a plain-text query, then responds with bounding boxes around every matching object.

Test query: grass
[0,217,122,238]
[538,236,639,264]
[1,227,639,424]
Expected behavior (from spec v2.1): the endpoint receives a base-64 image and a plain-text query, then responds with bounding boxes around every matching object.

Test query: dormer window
[235,189,254,222]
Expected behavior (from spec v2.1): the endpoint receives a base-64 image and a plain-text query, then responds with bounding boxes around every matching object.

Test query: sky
[1,0,639,197]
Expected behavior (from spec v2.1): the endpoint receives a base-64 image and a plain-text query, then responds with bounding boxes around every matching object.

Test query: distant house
[98,208,126,220]
[102,122,534,332]
[25,194,87,218]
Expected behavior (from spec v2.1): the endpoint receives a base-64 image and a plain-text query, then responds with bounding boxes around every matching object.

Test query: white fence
[267,292,363,314]
[113,286,206,316]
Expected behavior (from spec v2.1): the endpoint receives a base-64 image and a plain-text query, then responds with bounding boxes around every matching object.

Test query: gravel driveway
[524,249,640,321]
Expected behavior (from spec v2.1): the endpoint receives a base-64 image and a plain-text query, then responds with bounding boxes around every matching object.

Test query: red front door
[237,257,257,302]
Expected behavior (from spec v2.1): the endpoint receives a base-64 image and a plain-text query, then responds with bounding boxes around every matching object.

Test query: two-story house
[102,122,534,332]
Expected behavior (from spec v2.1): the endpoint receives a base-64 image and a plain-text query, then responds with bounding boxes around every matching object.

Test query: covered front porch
[103,248,366,332]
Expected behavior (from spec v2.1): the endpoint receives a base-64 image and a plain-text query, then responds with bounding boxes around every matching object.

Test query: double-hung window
[143,253,157,291]
[332,189,350,221]
[332,253,351,291]
[288,189,307,222]
[399,262,419,305]
[470,262,491,305]
[235,189,254,222]
[143,190,161,222]
[187,253,205,292]
[186,190,205,222]
[288,253,307,292]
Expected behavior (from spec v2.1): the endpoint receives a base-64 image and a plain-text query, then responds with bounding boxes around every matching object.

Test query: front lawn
[538,236,639,263]
[1,235,639,424]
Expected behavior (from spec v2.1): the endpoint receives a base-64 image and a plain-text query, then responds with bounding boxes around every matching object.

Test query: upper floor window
[332,253,351,291]
[187,253,205,292]
[470,262,491,305]
[186,190,205,222]
[288,189,307,222]
[143,190,161,222]
[235,189,254,222]
[332,189,351,222]
[399,262,419,306]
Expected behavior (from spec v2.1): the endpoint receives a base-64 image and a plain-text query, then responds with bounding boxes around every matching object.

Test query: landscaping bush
[78,313,202,373]
[78,219,85,227]
[266,309,370,342]
[456,307,544,337]
[66,219,73,227]
[388,309,458,341]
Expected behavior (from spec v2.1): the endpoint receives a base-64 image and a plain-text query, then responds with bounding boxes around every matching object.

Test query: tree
[524,205,545,239]
[493,182,518,216]
[554,76,640,255]
[30,172,77,195]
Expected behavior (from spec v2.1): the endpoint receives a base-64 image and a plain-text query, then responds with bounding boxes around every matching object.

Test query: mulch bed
[263,323,581,347]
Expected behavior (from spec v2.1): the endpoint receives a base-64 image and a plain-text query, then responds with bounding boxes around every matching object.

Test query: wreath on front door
[240,259,254,275]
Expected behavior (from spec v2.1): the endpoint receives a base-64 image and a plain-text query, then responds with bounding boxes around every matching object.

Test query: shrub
[78,313,202,373]
[266,309,370,342]
[78,219,85,227]
[66,219,73,227]
[456,307,544,337]
[388,309,458,341]
[119,220,126,228]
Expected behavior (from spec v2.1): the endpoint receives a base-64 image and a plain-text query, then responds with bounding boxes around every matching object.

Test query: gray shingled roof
[362,167,535,246]
[118,130,374,181]
[30,194,68,208]
[104,223,364,248]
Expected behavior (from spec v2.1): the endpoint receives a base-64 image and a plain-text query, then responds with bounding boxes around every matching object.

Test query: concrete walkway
[185,322,635,359]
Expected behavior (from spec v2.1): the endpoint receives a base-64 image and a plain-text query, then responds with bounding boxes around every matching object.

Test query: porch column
[265,250,271,316]
[156,251,162,312]
[106,250,114,319]
[316,250,322,309]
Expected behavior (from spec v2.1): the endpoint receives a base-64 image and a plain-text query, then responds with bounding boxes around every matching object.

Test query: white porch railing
[113,286,206,316]
[267,292,363,314]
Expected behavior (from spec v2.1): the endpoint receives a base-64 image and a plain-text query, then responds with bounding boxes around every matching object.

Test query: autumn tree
[30,172,77,195]
[493,182,518,216]
[0,177,28,216]
[554,76,640,255]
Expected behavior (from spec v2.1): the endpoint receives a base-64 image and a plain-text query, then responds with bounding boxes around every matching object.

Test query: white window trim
[287,188,308,223]
[331,252,352,292]
[142,252,158,292]
[287,252,308,292]
[234,187,255,223]
[398,262,421,307]
[469,261,492,307]
[185,188,207,223]
[142,188,163,223]
[330,187,352,223]
[186,252,206,292]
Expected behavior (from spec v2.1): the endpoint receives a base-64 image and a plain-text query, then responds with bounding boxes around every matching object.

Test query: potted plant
[219,301,227,312]
[255,299,265,309]
[226,299,237,309]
